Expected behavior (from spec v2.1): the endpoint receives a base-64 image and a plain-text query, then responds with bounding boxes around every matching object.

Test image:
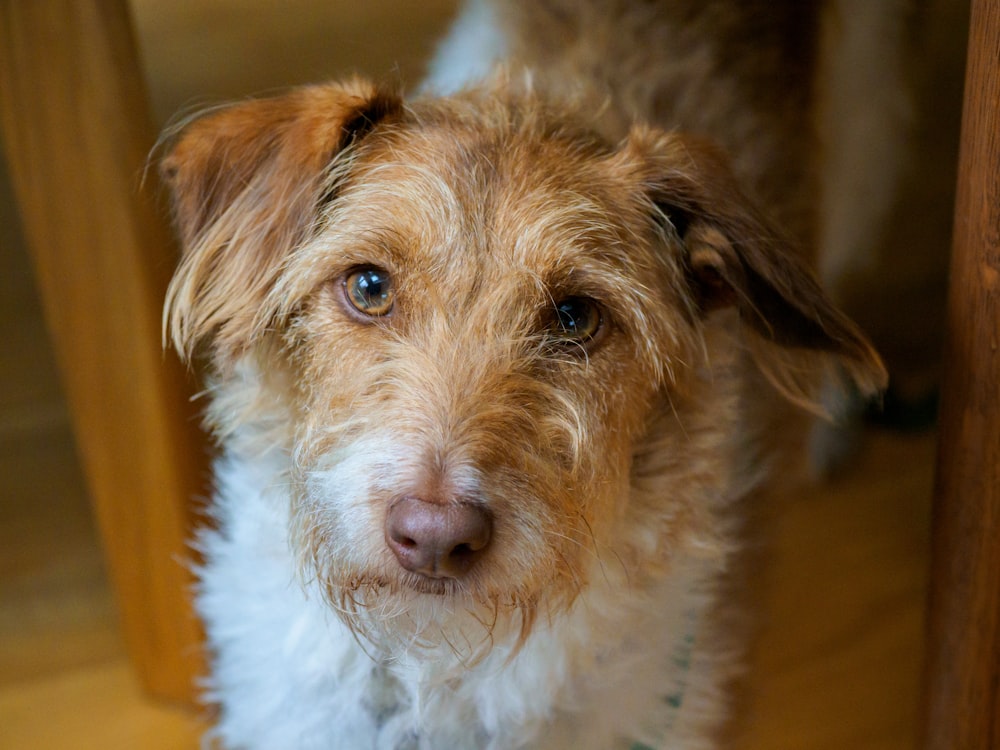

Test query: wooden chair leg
[0,0,208,703]
[921,1,1000,747]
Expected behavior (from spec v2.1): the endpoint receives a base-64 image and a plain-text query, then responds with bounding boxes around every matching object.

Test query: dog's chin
[318,570,548,662]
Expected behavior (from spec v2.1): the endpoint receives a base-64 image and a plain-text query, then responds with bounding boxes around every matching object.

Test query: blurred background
[0,1,955,748]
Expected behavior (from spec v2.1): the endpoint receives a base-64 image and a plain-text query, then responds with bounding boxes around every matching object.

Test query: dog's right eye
[548,296,603,346]
[343,267,394,317]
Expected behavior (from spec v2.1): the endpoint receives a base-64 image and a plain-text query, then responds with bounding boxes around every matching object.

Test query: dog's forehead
[333,109,657,279]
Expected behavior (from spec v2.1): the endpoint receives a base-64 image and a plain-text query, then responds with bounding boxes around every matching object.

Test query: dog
[162,2,890,747]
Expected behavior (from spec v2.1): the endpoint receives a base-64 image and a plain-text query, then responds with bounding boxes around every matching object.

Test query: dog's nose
[385,496,492,579]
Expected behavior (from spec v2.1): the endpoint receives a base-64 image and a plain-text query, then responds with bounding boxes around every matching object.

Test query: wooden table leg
[0,0,208,704]
[922,0,1000,747]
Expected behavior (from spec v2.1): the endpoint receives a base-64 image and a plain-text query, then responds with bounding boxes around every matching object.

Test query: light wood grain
[0,0,209,703]
[921,1,1000,747]
[0,661,205,750]
[131,0,460,124]
[735,432,934,750]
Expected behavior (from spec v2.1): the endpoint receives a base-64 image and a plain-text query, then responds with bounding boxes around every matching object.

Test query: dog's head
[163,79,884,654]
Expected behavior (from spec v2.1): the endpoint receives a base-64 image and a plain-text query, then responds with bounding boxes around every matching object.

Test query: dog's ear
[622,128,886,412]
[161,79,402,364]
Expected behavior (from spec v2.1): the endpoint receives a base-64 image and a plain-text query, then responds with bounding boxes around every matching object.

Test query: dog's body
[163,2,894,747]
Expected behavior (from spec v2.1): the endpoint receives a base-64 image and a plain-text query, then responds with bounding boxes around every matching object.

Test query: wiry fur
[162,3,890,748]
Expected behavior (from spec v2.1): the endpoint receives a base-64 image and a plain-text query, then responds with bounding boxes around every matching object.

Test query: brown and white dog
[161,2,899,747]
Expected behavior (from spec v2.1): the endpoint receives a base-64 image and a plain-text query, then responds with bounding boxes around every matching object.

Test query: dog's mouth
[399,572,462,597]
[332,569,476,601]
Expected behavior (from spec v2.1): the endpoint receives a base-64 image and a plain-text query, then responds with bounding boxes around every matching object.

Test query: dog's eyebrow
[320,228,412,270]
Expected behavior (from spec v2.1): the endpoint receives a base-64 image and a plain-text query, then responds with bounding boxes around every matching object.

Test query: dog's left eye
[549,296,602,344]
[344,267,394,317]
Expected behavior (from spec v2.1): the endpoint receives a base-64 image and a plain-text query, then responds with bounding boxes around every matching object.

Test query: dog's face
[163,80,884,651]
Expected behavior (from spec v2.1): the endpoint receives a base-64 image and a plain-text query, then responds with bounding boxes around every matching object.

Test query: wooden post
[922,0,1000,747]
[0,0,207,703]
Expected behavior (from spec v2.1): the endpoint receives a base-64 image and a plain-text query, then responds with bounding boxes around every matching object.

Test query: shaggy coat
[163,2,888,748]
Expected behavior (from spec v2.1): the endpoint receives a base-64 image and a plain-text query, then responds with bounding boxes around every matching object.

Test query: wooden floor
[0,2,936,748]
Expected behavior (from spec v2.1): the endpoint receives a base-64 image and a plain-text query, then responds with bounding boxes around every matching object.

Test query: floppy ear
[161,79,402,364]
[625,128,886,412]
